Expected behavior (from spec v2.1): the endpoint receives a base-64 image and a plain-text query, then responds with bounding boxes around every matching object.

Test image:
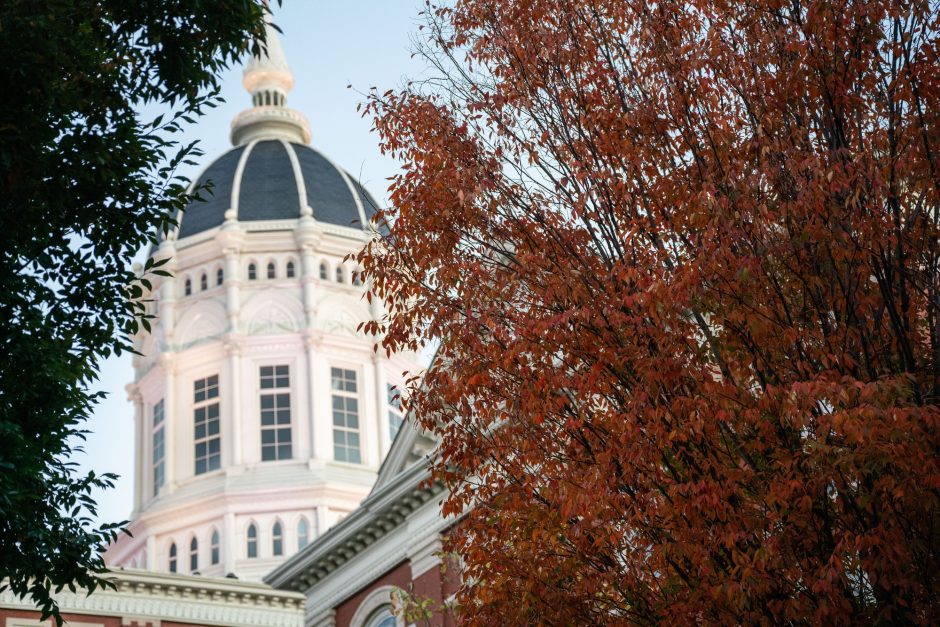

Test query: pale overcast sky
[81,1,428,526]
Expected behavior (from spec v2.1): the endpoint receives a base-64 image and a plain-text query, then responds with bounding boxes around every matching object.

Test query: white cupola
[231,16,311,146]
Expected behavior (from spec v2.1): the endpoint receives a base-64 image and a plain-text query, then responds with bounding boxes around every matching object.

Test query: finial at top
[230,14,311,146]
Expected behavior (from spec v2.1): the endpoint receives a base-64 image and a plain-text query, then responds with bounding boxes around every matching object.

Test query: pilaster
[224,334,245,467]
[159,354,177,493]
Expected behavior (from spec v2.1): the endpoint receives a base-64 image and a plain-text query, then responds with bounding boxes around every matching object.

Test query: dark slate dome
[177,140,381,239]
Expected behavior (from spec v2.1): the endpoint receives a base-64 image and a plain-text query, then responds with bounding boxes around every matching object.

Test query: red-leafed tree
[360,0,939,623]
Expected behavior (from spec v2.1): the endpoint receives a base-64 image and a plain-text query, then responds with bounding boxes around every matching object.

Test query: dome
[177,140,380,238]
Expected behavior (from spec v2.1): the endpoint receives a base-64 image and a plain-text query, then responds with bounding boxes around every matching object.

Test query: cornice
[265,462,443,591]
[0,569,305,627]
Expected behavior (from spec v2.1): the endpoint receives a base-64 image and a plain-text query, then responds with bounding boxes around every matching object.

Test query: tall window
[210,529,220,565]
[184,278,192,296]
[272,522,283,556]
[266,261,276,279]
[216,267,224,286]
[331,367,361,463]
[260,365,292,461]
[387,384,403,441]
[248,263,257,280]
[246,524,258,558]
[200,273,208,291]
[319,262,328,280]
[152,399,166,496]
[168,543,177,573]
[286,260,296,278]
[335,266,344,283]
[297,518,309,549]
[189,536,198,572]
[193,375,221,475]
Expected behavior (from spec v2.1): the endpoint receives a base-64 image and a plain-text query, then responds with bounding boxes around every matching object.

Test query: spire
[230,15,311,146]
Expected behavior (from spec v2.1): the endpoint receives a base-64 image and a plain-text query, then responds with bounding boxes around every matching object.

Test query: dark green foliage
[0,1,271,623]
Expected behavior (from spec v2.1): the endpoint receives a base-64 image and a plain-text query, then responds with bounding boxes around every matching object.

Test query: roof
[177,139,380,239]
[265,420,443,593]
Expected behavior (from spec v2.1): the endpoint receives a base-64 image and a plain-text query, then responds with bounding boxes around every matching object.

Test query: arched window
[366,609,396,627]
[184,278,192,296]
[297,518,309,550]
[200,273,208,291]
[267,261,276,279]
[168,543,177,573]
[272,521,284,556]
[216,268,224,286]
[248,263,257,280]
[189,536,198,572]
[319,262,329,280]
[246,524,258,558]
[351,588,401,627]
[352,269,362,286]
[335,266,344,283]
[210,529,220,565]
[286,261,296,278]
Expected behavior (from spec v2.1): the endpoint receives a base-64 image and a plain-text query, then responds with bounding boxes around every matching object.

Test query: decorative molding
[222,333,245,356]
[298,496,451,621]
[408,534,443,580]
[308,608,336,627]
[0,569,304,627]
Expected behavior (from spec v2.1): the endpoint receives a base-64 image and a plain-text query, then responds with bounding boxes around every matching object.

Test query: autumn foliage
[360,0,940,623]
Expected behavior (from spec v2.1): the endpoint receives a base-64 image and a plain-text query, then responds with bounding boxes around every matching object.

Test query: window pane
[331,368,360,464]
[194,375,221,475]
[260,365,291,461]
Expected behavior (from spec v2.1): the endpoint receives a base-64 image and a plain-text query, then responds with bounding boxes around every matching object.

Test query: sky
[82,1,430,526]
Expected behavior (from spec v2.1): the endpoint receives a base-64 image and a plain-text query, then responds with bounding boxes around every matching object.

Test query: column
[160,354,177,492]
[373,354,390,456]
[128,385,144,513]
[315,505,329,538]
[298,239,319,460]
[146,534,157,571]
[224,246,241,330]
[223,511,237,575]
[225,336,243,466]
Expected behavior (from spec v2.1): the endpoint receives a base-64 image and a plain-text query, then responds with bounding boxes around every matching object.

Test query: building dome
[105,14,418,582]
[177,140,380,239]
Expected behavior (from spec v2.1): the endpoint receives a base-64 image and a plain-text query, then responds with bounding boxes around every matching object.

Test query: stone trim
[0,569,304,627]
